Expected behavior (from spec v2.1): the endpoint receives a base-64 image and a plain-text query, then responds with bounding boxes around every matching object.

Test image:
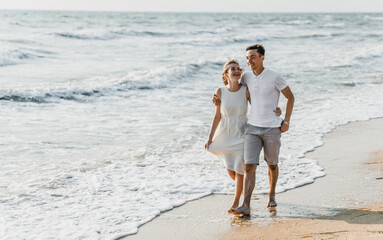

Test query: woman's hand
[274,107,282,116]
[205,140,212,150]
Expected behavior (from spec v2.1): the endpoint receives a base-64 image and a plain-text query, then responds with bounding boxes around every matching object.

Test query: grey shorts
[244,124,281,165]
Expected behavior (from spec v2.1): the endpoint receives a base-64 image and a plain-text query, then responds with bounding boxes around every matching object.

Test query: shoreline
[125,118,383,240]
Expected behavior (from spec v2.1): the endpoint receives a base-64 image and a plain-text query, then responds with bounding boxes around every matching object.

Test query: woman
[205,59,281,212]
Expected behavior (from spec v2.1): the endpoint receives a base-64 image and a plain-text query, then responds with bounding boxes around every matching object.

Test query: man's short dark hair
[246,44,265,56]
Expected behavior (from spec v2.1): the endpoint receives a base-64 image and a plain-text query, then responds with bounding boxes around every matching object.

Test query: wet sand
[125,118,383,240]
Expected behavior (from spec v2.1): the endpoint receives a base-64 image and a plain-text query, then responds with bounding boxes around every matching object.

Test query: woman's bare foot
[227,208,235,213]
[267,195,277,208]
[228,202,239,213]
[233,205,250,215]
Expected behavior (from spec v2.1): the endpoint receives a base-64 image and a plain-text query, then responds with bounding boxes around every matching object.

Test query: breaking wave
[1,60,219,103]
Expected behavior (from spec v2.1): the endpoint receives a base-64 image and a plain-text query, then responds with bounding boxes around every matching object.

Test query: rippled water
[1,11,383,239]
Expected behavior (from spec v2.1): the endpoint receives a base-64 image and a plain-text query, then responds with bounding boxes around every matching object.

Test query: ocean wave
[7,39,41,45]
[0,89,103,103]
[131,30,169,36]
[191,27,232,35]
[284,32,343,39]
[0,60,215,103]
[321,23,345,28]
[330,44,383,68]
[0,46,36,66]
[173,32,268,47]
[364,15,383,21]
[232,33,269,43]
[55,30,121,40]
[55,28,173,40]
[368,74,383,85]
[326,44,383,68]
[353,45,383,61]
[339,81,366,87]
[285,20,312,25]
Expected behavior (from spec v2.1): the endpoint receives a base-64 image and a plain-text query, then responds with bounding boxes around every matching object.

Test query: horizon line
[1,8,382,14]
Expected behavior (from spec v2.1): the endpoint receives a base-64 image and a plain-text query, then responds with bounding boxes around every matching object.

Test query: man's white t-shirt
[241,68,288,128]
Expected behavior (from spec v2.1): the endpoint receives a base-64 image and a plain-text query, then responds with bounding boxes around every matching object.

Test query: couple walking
[205,44,295,215]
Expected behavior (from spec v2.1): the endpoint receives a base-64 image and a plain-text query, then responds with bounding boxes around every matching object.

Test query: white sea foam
[364,15,383,21]
[286,20,312,25]
[322,22,345,28]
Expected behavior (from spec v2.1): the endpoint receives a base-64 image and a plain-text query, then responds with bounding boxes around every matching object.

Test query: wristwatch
[283,120,289,126]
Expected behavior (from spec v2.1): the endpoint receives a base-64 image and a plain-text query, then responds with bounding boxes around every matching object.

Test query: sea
[1,10,383,239]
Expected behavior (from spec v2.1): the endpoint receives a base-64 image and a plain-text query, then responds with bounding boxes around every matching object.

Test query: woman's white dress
[208,86,248,175]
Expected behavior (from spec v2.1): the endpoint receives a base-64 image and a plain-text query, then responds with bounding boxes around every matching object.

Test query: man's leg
[235,124,262,215]
[267,164,278,207]
[263,127,281,208]
[233,163,257,215]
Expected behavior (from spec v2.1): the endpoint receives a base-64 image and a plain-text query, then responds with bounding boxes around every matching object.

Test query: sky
[1,0,382,12]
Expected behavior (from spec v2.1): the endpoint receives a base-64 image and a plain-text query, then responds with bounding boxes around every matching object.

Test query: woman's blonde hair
[222,59,242,85]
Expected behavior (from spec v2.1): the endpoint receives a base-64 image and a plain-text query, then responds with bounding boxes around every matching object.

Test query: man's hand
[281,123,289,133]
[280,86,294,133]
[212,94,221,106]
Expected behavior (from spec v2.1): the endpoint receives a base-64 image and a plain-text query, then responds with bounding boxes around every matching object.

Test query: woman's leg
[230,173,244,211]
[227,169,236,180]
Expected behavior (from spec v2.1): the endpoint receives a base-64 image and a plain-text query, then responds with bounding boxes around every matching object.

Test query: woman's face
[226,63,242,82]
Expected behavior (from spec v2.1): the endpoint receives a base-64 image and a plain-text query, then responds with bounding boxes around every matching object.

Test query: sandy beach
[125,118,383,240]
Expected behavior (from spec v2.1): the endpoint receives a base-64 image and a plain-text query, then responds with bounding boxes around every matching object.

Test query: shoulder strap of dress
[220,86,226,100]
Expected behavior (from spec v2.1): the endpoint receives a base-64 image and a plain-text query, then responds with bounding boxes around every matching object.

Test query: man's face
[246,50,264,70]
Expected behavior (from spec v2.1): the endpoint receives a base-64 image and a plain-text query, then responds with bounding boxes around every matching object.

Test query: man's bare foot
[233,205,250,215]
[267,195,277,208]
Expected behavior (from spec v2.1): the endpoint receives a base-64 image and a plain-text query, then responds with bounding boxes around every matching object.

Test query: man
[214,44,294,215]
